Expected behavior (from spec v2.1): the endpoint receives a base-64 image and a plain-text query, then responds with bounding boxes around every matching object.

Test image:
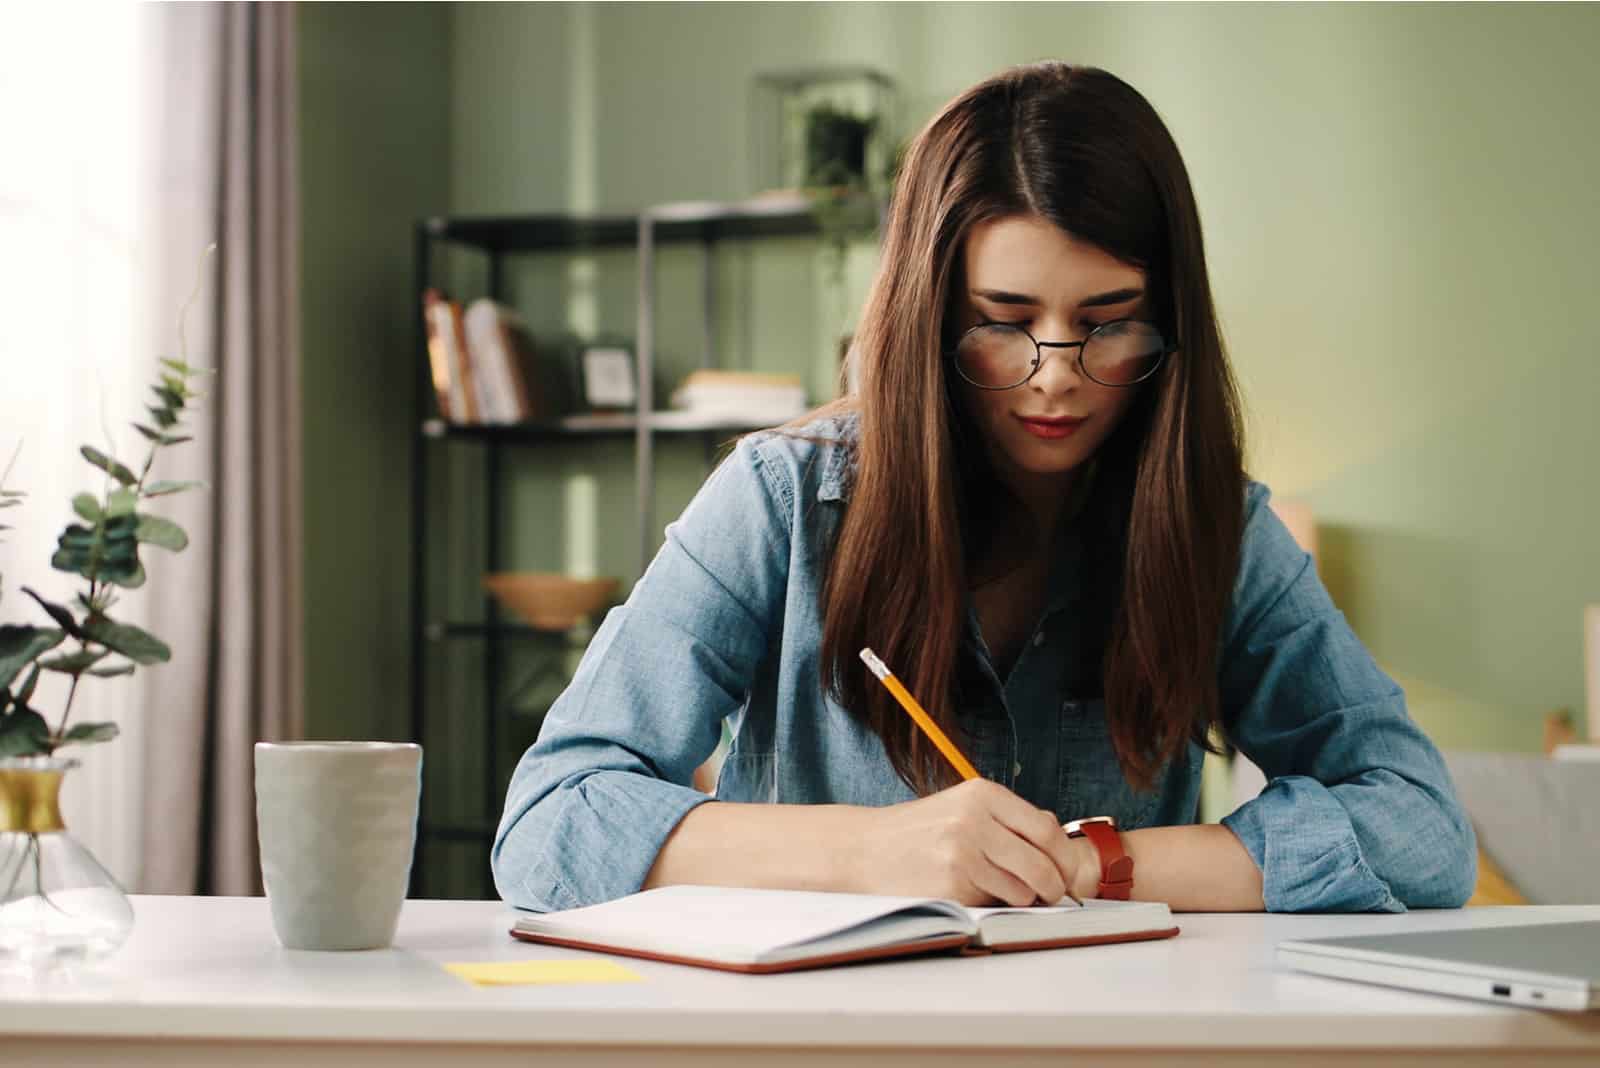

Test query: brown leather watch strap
[1072,818,1133,900]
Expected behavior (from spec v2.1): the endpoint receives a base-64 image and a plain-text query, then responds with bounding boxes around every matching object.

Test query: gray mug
[254,741,422,950]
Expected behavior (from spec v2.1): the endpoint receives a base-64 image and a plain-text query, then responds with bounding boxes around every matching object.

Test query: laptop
[1277,920,1600,1011]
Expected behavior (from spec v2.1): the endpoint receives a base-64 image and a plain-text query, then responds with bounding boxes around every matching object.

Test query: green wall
[304,3,1600,760]
[300,3,451,743]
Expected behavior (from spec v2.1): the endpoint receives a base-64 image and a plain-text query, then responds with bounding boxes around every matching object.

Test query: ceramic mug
[254,741,422,950]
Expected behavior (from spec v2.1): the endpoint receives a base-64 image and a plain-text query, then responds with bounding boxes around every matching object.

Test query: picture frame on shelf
[579,345,637,409]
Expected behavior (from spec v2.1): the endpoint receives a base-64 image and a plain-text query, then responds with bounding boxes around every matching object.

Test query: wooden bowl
[481,572,619,631]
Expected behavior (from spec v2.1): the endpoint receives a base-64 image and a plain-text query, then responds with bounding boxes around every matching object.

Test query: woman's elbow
[1388,800,1479,909]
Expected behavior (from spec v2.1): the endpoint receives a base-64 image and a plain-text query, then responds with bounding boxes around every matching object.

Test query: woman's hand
[846,779,1085,906]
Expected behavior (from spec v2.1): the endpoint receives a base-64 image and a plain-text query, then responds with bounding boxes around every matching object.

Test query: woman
[493,62,1476,914]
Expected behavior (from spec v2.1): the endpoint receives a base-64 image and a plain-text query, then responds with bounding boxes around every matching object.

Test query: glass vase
[0,756,134,973]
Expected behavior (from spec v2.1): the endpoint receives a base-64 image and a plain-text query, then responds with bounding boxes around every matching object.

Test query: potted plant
[0,265,211,973]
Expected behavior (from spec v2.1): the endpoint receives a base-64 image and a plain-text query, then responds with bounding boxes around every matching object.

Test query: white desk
[1,897,1596,1066]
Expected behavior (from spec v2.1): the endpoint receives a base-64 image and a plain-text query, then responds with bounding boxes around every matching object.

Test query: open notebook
[510,885,1179,974]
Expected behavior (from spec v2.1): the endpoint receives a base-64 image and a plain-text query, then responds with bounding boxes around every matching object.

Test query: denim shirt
[494,412,1476,913]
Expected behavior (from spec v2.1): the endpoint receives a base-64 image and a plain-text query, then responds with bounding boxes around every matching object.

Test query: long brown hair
[811,62,1245,795]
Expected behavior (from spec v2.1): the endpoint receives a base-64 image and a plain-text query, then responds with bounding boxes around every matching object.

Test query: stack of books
[667,369,808,426]
[422,290,544,424]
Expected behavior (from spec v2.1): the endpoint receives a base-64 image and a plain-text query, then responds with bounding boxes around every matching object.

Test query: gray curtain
[138,1,302,896]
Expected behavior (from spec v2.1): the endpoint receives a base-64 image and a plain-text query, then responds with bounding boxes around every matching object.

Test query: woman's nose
[1030,343,1086,393]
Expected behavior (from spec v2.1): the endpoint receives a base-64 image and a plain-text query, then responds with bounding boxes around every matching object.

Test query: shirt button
[1013,761,1023,777]
[1032,631,1045,647]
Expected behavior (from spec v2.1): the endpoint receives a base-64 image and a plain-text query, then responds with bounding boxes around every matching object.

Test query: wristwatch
[1063,816,1133,900]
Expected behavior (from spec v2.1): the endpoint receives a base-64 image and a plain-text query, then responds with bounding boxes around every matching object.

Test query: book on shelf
[422,292,548,425]
[464,298,543,424]
[510,884,1179,975]
[668,369,808,425]
[422,288,476,423]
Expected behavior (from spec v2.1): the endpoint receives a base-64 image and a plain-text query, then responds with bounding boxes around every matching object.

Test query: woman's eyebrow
[971,286,1144,308]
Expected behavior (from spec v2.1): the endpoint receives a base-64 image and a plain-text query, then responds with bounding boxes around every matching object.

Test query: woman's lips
[1016,414,1087,440]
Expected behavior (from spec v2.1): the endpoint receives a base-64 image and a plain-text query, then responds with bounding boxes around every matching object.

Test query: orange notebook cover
[509,885,1179,975]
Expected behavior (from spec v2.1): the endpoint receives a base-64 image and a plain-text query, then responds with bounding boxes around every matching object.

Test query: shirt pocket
[1056,697,1159,829]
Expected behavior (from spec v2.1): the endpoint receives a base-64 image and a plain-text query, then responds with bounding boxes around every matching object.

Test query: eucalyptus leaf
[53,518,115,581]
[0,708,50,757]
[40,648,109,674]
[80,617,170,665]
[106,488,138,518]
[72,493,101,522]
[0,490,24,499]
[160,434,193,446]
[0,625,65,689]
[147,404,179,429]
[104,512,139,537]
[135,514,188,552]
[133,424,164,444]
[17,663,40,704]
[144,480,202,498]
[58,524,96,550]
[0,498,20,508]
[153,384,185,410]
[87,661,136,678]
[81,445,137,486]
[51,545,92,580]
[59,722,120,747]
[20,587,82,637]
[160,357,193,376]
[103,559,146,590]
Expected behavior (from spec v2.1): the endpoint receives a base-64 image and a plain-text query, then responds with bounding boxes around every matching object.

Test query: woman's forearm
[642,801,870,893]
[648,801,1266,911]
[1067,824,1264,911]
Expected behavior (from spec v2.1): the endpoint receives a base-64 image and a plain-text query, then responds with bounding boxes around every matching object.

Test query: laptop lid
[1278,920,1600,1012]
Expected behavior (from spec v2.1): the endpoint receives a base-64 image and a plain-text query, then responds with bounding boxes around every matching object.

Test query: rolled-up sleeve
[492,434,793,911]
[1218,484,1477,912]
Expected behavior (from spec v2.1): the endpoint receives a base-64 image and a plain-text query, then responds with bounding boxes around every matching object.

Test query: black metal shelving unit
[407,197,874,899]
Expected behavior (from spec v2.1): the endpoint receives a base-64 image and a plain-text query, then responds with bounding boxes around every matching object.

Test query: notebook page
[515,885,974,965]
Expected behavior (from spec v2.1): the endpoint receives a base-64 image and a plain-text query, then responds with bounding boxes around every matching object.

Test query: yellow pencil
[859,646,1082,907]
[859,647,980,781]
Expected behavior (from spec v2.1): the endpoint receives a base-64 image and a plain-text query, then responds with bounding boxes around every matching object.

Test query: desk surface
[2,897,1598,1064]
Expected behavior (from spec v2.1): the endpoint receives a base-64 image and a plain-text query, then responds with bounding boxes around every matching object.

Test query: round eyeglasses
[948,319,1174,390]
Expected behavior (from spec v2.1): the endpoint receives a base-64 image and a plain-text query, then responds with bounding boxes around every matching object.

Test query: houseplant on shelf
[801,102,884,282]
[0,268,211,973]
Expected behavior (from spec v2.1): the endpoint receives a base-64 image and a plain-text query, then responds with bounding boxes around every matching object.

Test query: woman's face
[952,214,1155,501]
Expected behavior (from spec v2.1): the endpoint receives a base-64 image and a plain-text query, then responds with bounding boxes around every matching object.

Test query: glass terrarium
[751,66,899,196]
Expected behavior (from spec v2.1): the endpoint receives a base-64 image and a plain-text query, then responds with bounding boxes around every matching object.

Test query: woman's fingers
[979,815,1066,904]
[964,851,1043,908]
[988,798,1079,893]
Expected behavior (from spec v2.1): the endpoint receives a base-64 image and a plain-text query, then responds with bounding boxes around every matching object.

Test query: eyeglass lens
[955,322,1164,388]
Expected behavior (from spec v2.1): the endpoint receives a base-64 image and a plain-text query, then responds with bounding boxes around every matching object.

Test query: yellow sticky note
[444,959,645,987]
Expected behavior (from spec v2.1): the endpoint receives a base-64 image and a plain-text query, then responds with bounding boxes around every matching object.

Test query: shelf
[409,198,847,899]
[422,411,797,441]
[423,192,881,254]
